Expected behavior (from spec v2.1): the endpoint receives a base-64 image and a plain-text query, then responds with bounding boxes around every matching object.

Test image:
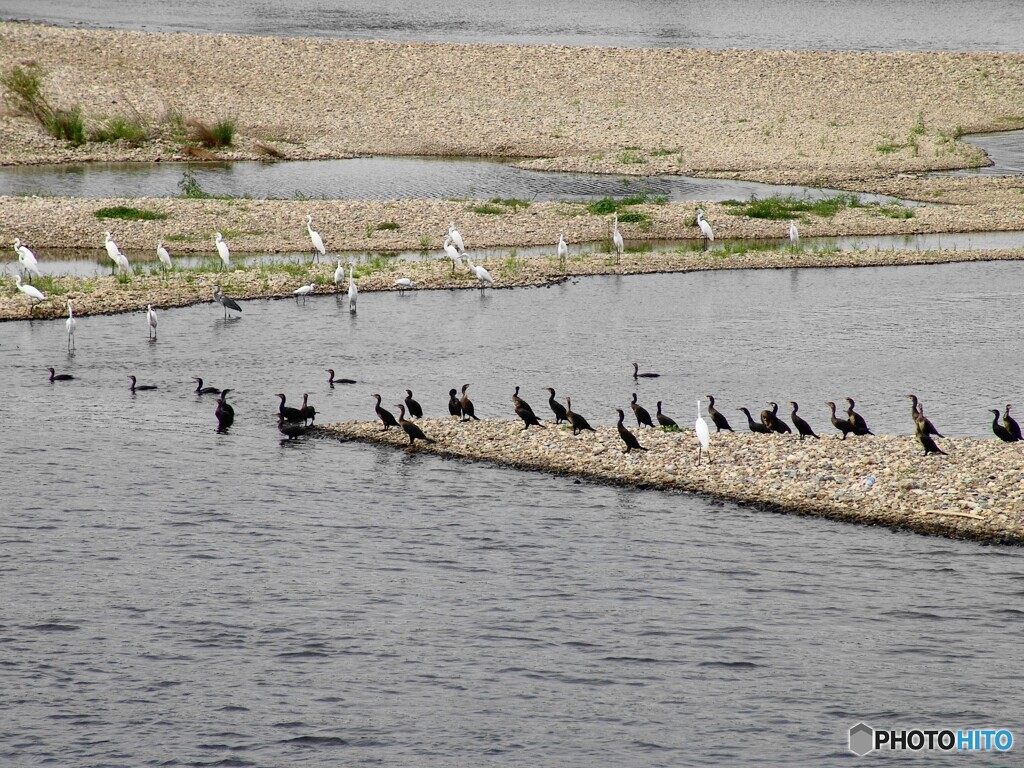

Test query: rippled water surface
[4,262,1024,765]
[4,0,1024,51]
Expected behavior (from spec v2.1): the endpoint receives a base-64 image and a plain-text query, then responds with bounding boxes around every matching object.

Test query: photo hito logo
[849,722,1014,755]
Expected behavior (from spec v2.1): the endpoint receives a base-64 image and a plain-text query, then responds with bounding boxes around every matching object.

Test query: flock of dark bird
[43,358,1023,455]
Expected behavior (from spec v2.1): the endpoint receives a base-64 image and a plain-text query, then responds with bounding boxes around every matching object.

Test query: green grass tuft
[90,116,150,146]
[94,206,169,221]
[721,194,863,220]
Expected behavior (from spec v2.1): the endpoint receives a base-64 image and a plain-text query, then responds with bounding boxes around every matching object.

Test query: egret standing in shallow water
[65,300,76,351]
[334,259,345,287]
[146,304,158,339]
[443,236,462,271]
[557,230,568,269]
[14,275,45,306]
[611,214,623,264]
[696,209,714,246]
[212,284,242,318]
[695,400,711,465]
[789,221,799,243]
[156,240,172,271]
[293,282,315,303]
[306,214,326,263]
[347,260,358,314]
[394,277,417,293]
[214,232,231,270]
[13,238,41,278]
[104,232,130,274]
[466,257,493,289]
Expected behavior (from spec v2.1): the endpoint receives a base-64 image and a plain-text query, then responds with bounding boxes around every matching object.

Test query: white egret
[65,300,76,351]
[333,259,345,286]
[215,232,231,270]
[443,236,462,271]
[696,209,714,245]
[104,232,131,274]
[611,214,624,264]
[465,256,493,289]
[293,282,315,303]
[146,304,158,339]
[789,221,799,243]
[347,260,358,314]
[13,238,41,278]
[212,284,242,318]
[448,223,465,254]
[156,240,172,271]
[306,214,326,263]
[394,278,416,293]
[14,274,45,304]
[695,400,711,465]
[557,230,568,268]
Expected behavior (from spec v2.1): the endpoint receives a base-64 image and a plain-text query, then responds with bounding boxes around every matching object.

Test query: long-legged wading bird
[512,386,536,419]
[146,304,158,340]
[1003,405,1022,442]
[739,407,771,434]
[65,300,76,351]
[334,259,345,287]
[216,389,234,432]
[327,369,356,386]
[761,402,791,434]
[443,236,462,271]
[14,238,41,278]
[707,395,733,432]
[448,223,465,254]
[826,401,854,440]
[565,397,595,436]
[394,278,417,293]
[128,375,157,392]
[448,388,463,419]
[789,221,799,243]
[991,409,1017,442]
[157,240,172,271]
[404,390,424,419]
[656,401,678,429]
[789,401,819,440]
[299,393,316,425]
[347,261,358,314]
[104,231,130,274]
[373,393,399,431]
[14,275,45,306]
[48,367,74,382]
[696,208,714,245]
[459,384,480,421]
[615,408,647,453]
[632,362,660,379]
[845,397,872,435]
[397,403,436,446]
[212,285,242,318]
[631,392,654,428]
[293,283,315,303]
[611,213,624,264]
[466,257,493,289]
[306,214,326,263]
[545,387,568,424]
[557,230,568,269]
[215,232,231,270]
[193,377,220,395]
[695,400,711,465]
[276,393,304,423]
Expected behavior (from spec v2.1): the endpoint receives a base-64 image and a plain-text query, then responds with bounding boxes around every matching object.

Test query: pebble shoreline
[319,418,1024,546]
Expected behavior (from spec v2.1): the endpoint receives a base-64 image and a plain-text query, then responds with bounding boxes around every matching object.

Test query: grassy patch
[586,193,666,215]
[43,107,85,146]
[376,221,400,231]
[619,150,647,165]
[470,203,506,215]
[876,204,915,219]
[187,117,235,148]
[721,194,863,220]
[94,206,169,221]
[1,63,48,121]
[90,116,150,145]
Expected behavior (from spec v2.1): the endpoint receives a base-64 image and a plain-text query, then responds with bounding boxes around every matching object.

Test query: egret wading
[696,209,714,246]
[215,389,235,432]
[394,278,416,293]
[306,214,326,263]
[293,283,315,303]
[104,232,130,274]
[146,304,158,340]
[466,257,493,289]
[156,241,172,271]
[215,232,231,270]
[212,285,242,318]
[13,238,41,279]
[443,236,462,271]
[65,300,76,351]
[611,213,624,264]
[334,259,346,287]
[557,230,568,269]
[789,221,799,243]
[347,261,358,314]
[695,400,711,465]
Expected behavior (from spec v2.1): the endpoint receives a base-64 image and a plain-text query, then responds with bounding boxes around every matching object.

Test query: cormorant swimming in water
[276,393,304,423]
[373,393,399,431]
[826,401,854,440]
[128,375,157,392]
[655,401,678,429]
[326,369,356,386]
[215,389,234,432]
[545,388,568,424]
[47,367,73,382]
[630,392,655,428]
[448,388,463,419]
[738,407,771,434]
[761,402,791,434]
[565,397,596,435]
[990,409,1016,442]
[615,408,647,453]
[632,362,660,379]
[707,395,733,432]
[1003,405,1022,442]
[193,377,220,395]
[459,384,480,421]
[397,403,436,446]
[404,389,423,419]
[789,401,819,440]
[845,397,873,436]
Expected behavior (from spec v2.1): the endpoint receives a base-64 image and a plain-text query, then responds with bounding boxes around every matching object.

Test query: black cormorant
[915,418,946,456]
[545,387,568,424]
[761,402,791,434]
[215,389,234,432]
[459,384,480,421]
[448,388,463,419]
[615,408,647,453]
[276,393,304,423]
[193,377,220,395]
[655,401,678,429]
[826,401,854,440]
[299,393,317,424]
[1003,405,1022,442]
[397,403,436,446]
[128,375,157,392]
[566,397,596,435]
[707,395,733,432]
[907,394,942,437]
[47,367,73,382]
[373,393,399,431]
[512,386,536,419]
[515,399,545,430]
[991,409,1016,442]
[631,392,655,428]
[789,401,819,440]
[405,389,424,419]
[326,369,356,386]
[278,414,311,440]
[632,362,660,379]
[739,407,771,434]
[845,397,873,436]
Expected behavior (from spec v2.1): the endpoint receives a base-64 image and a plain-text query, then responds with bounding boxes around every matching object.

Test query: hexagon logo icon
[849,722,875,756]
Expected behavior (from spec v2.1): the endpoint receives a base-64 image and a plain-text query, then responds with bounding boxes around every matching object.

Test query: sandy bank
[318,418,1024,546]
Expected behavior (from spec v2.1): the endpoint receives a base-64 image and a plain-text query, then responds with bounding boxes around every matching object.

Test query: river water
[5,4,1024,766]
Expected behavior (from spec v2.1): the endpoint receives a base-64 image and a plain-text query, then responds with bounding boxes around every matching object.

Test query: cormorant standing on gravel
[545,388,568,424]
[991,409,1016,442]
[397,403,435,446]
[373,393,399,431]
[404,389,423,419]
[566,397,596,435]
[707,395,733,432]
[512,386,536,420]
[1003,404,1022,442]
[907,394,942,437]
[514,399,545,430]
[631,392,655,428]
[459,384,480,421]
[915,418,946,456]
[761,402,791,434]
[656,401,678,429]
[738,407,771,434]
[616,408,647,453]
[826,401,854,440]
[789,401,819,440]
[448,388,463,420]
[845,397,873,436]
